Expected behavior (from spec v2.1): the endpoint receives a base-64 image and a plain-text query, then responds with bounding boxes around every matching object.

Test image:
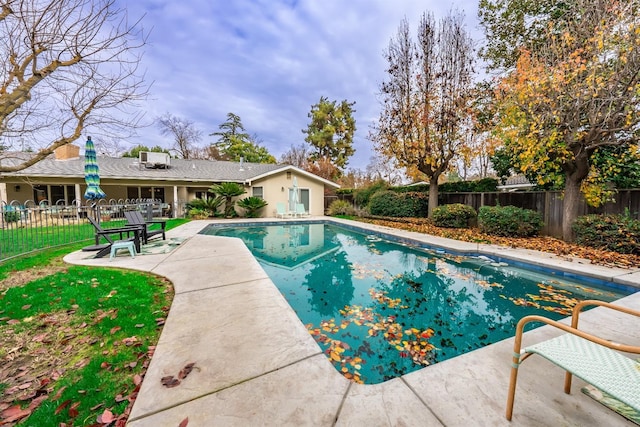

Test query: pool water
[201,223,629,384]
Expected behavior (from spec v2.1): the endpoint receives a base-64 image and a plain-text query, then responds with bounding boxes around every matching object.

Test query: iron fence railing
[0,198,169,263]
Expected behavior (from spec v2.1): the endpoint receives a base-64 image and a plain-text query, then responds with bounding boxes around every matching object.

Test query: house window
[300,189,310,210]
[33,184,76,205]
[252,186,263,199]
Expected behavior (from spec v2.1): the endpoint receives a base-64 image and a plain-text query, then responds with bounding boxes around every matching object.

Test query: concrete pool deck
[63,217,640,426]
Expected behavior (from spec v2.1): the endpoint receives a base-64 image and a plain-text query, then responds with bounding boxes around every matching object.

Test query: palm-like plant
[186,196,223,217]
[209,182,246,217]
[237,196,268,218]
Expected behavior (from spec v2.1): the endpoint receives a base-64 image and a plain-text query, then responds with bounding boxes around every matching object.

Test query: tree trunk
[428,176,439,218]
[562,149,591,242]
[562,176,582,241]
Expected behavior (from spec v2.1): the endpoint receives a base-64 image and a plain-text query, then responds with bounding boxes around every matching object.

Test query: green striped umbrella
[83,136,106,200]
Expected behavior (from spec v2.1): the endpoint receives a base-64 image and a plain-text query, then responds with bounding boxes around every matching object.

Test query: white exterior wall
[251,171,326,217]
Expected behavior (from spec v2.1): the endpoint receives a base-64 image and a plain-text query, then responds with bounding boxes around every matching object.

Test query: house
[496,175,535,192]
[0,144,339,218]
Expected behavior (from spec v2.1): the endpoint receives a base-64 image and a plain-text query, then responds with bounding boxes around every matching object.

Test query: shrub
[187,208,210,219]
[478,205,543,237]
[432,204,477,228]
[3,209,21,223]
[369,191,428,217]
[327,200,356,216]
[237,196,268,218]
[573,213,640,254]
[185,197,223,217]
[354,180,388,208]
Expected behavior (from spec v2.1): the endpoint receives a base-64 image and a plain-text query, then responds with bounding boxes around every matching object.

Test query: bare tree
[279,143,311,168]
[157,113,202,159]
[372,11,475,217]
[0,0,149,172]
[366,153,405,185]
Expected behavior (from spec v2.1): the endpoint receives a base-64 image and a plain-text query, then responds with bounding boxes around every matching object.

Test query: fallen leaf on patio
[160,375,180,388]
[178,362,195,380]
[179,417,189,427]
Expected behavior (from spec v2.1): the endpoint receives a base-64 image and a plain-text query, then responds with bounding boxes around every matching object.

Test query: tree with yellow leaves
[494,0,640,241]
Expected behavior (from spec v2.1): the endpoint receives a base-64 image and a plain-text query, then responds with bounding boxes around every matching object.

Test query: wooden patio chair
[86,216,143,258]
[124,210,166,243]
[506,299,640,421]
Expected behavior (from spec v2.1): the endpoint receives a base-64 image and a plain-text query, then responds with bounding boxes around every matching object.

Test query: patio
[63,218,640,426]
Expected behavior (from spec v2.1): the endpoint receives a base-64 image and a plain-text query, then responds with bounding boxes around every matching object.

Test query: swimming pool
[201,222,631,384]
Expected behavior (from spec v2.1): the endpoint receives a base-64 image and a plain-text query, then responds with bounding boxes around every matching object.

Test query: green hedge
[432,204,477,228]
[573,214,640,254]
[391,178,499,194]
[478,205,543,237]
[354,181,388,207]
[369,191,428,217]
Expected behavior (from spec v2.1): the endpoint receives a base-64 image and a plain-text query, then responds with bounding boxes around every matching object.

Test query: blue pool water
[201,222,630,384]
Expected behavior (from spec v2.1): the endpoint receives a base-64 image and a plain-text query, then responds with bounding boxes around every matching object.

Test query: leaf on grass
[110,326,121,335]
[179,417,189,427]
[51,385,67,400]
[134,324,144,328]
[0,405,31,423]
[97,408,114,424]
[69,401,81,418]
[28,395,47,411]
[133,374,142,386]
[55,399,72,415]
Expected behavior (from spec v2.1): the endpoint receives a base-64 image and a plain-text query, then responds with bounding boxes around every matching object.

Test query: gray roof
[1,152,339,187]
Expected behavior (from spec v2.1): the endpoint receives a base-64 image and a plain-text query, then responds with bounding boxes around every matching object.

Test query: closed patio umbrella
[289,176,300,212]
[83,136,106,200]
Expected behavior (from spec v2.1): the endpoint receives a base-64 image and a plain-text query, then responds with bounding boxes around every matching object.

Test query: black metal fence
[0,199,169,263]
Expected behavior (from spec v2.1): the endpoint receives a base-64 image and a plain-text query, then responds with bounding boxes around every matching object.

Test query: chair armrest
[96,225,144,236]
[514,312,640,356]
[570,299,640,328]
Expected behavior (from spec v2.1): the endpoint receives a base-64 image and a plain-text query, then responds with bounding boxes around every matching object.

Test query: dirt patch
[0,267,68,293]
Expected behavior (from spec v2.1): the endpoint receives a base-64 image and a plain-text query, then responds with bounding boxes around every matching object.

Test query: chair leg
[506,364,519,421]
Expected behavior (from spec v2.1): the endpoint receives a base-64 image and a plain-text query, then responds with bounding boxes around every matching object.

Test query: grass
[0,218,189,425]
[1,267,172,425]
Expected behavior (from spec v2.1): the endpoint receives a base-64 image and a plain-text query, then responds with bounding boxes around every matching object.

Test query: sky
[116,0,482,170]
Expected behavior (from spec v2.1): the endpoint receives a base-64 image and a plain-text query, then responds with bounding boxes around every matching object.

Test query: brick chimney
[54,144,80,160]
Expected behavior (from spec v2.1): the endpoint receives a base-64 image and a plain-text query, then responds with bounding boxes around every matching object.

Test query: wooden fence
[327,189,640,238]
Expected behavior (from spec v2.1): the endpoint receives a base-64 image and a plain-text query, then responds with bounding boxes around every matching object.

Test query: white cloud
[113,0,480,169]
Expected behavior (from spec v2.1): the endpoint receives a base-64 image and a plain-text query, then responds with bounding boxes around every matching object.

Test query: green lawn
[0,219,189,425]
